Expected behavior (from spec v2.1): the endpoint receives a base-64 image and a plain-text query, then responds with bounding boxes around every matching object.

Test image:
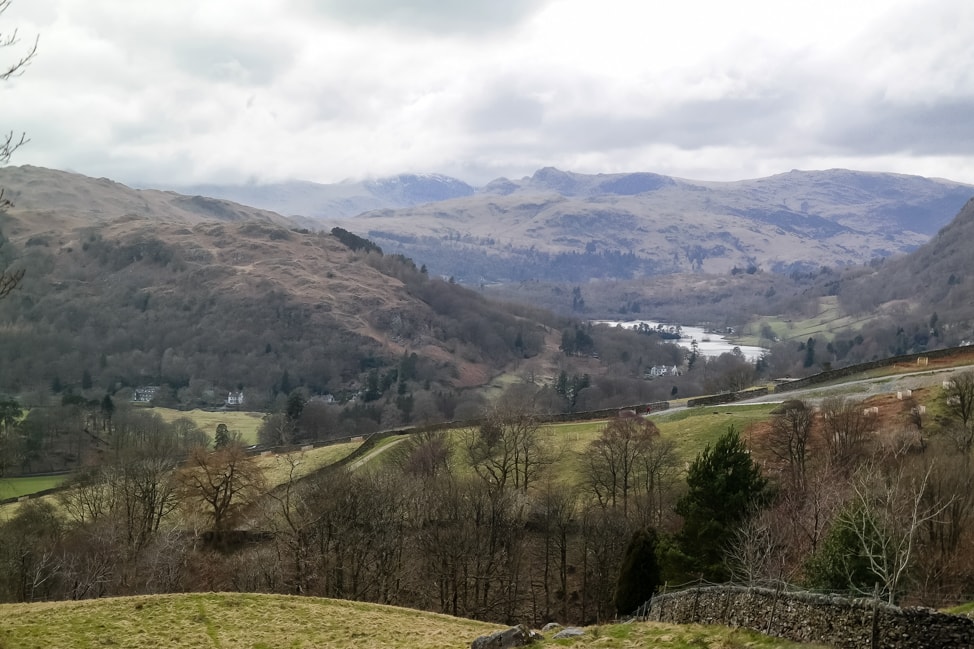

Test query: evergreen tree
[672,426,770,582]
[614,527,662,615]
[214,423,231,449]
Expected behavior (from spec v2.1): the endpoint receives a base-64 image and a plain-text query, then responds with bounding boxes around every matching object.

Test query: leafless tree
[583,414,659,515]
[767,399,813,491]
[820,396,874,472]
[727,508,790,584]
[391,429,453,480]
[0,0,37,297]
[633,435,681,528]
[847,460,954,604]
[941,371,974,451]
[178,442,265,534]
[530,479,578,623]
[465,393,551,493]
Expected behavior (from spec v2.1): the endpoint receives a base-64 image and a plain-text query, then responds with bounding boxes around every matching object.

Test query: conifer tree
[614,527,662,615]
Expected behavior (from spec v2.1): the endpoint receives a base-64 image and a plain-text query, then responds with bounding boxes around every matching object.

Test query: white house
[646,365,681,378]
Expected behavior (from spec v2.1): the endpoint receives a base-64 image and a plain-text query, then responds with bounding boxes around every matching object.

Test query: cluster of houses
[131,385,244,408]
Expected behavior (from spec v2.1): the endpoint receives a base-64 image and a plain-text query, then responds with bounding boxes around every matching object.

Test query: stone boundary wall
[775,345,972,393]
[686,387,769,408]
[643,585,974,649]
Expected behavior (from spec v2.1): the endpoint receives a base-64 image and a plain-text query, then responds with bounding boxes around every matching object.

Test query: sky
[1,0,973,188]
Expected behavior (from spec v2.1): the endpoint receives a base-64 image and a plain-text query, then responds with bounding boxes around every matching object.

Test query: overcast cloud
[1,0,973,187]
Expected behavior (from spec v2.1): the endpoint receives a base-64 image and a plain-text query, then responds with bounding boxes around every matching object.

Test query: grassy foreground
[0,592,825,649]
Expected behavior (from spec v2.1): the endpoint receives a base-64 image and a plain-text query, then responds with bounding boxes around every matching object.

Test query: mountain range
[3,164,974,411]
[153,167,974,283]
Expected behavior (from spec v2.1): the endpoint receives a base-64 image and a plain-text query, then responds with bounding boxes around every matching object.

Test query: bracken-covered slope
[0,166,559,404]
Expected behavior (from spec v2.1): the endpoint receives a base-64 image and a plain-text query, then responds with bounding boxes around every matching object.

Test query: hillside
[0,166,703,431]
[834,197,974,324]
[0,592,821,649]
[0,167,562,409]
[323,168,973,283]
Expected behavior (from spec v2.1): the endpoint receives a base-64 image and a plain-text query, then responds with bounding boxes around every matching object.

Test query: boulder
[552,627,585,639]
[471,624,541,649]
[541,622,562,633]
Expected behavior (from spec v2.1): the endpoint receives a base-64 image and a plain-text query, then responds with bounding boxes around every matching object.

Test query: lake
[593,320,768,362]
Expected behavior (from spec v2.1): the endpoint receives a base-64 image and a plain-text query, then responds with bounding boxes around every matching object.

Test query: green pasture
[655,403,779,459]
[256,441,363,485]
[737,296,870,346]
[0,474,68,501]
[366,405,780,484]
[0,591,825,649]
[152,407,265,445]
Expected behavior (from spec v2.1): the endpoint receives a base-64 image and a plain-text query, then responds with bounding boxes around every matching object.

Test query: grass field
[0,474,68,500]
[256,440,362,485]
[735,296,874,346]
[0,592,826,649]
[152,407,266,445]
[367,405,780,485]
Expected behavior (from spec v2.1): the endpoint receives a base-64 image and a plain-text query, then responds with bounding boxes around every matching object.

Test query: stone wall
[643,585,974,649]
[774,346,970,394]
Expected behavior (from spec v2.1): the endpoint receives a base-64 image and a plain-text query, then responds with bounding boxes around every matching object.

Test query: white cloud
[1,0,973,187]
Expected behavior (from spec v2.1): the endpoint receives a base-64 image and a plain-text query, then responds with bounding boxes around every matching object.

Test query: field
[0,592,826,649]
[256,440,362,485]
[152,407,266,445]
[0,474,68,501]
[737,296,871,345]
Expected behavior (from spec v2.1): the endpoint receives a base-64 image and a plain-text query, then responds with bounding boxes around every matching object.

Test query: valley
[2,164,974,645]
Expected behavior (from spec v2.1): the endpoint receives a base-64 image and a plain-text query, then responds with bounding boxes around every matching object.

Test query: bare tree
[727,508,790,584]
[530,479,578,623]
[178,442,265,534]
[941,371,974,451]
[465,393,551,493]
[847,461,954,604]
[767,399,813,491]
[391,429,452,480]
[0,0,38,298]
[582,414,659,515]
[820,396,873,472]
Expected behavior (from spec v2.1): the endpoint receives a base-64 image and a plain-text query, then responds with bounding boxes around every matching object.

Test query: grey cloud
[169,35,295,85]
[305,0,548,33]
[822,98,974,156]
[534,94,799,154]
[466,89,545,132]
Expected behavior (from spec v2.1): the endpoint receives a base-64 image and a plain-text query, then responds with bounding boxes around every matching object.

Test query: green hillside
[0,592,824,649]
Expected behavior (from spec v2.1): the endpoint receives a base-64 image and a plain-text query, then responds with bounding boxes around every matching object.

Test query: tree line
[6,373,974,621]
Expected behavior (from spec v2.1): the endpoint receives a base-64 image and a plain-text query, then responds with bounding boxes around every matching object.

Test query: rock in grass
[471,624,542,649]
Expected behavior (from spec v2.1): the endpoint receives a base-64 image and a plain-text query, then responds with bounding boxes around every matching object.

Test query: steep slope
[835,197,974,323]
[0,167,557,409]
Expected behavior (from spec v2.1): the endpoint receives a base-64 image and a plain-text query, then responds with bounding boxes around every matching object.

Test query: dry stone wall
[643,585,974,649]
